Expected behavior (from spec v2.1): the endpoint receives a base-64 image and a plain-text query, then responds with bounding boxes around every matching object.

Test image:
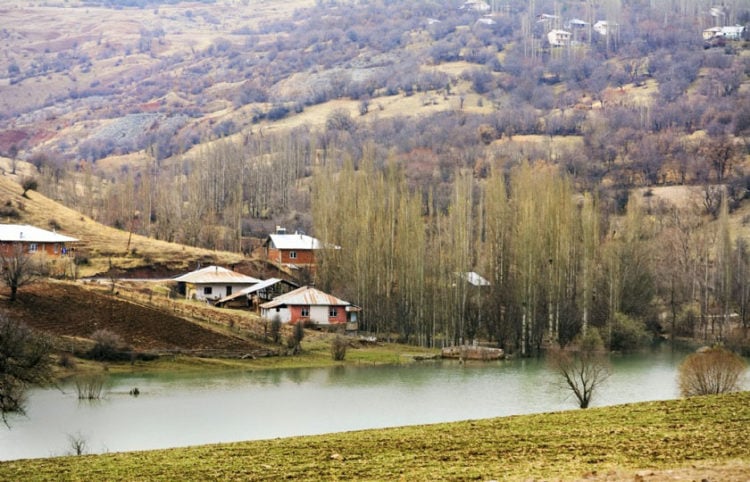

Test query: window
[53,243,59,254]
[204,287,213,295]
[301,306,310,317]
[329,308,338,318]
[29,243,37,253]
[289,251,297,259]
[226,286,232,296]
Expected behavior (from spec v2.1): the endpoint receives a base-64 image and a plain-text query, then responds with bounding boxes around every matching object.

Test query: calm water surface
[0,346,709,460]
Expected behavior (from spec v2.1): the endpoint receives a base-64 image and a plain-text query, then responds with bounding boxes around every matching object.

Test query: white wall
[262,307,292,323]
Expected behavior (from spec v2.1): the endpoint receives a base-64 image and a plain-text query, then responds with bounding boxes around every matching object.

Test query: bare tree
[677,346,747,397]
[0,315,53,425]
[0,243,41,302]
[549,328,611,409]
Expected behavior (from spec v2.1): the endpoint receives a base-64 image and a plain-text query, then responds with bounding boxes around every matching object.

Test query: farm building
[0,224,77,257]
[174,265,261,302]
[260,286,360,326]
[215,277,299,310]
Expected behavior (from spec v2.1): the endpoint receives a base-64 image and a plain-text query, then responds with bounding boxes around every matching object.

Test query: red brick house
[0,224,77,257]
[260,286,360,326]
[263,231,325,267]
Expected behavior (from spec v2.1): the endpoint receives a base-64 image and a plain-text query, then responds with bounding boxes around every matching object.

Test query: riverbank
[60,334,441,378]
[1,391,747,480]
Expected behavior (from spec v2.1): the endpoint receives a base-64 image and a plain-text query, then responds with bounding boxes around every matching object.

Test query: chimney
[276,226,287,235]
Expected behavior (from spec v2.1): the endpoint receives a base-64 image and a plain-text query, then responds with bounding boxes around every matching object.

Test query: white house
[547,29,571,47]
[703,25,745,41]
[260,286,360,326]
[174,265,260,302]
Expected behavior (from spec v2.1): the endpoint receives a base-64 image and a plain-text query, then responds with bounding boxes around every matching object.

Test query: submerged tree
[549,328,611,409]
[0,315,53,425]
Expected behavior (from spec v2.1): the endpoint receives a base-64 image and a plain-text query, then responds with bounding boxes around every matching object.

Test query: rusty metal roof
[173,265,261,284]
[260,286,351,309]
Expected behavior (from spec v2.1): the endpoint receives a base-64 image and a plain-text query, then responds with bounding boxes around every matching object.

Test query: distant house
[567,18,589,29]
[263,228,327,268]
[459,0,490,13]
[174,265,260,302]
[260,286,360,326]
[458,271,491,287]
[593,20,616,36]
[547,29,572,47]
[0,224,77,257]
[215,277,299,310]
[703,25,745,41]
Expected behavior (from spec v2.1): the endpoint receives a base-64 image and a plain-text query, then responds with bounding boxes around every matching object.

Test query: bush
[677,346,747,397]
[86,329,129,361]
[331,335,348,361]
[609,313,650,352]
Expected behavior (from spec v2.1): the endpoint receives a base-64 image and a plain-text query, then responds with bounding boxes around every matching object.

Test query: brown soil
[1,281,267,355]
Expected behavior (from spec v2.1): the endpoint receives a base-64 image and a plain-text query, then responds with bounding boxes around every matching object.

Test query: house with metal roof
[173,265,261,302]
[262,228,328,268]
[260,286,360,326]
[215,277,299,309]
[0,224,78,257]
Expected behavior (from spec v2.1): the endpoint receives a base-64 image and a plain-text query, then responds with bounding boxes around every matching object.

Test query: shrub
[269,316,282,344]
[609,313,651,352]
[86,329,129,361]
[0,200,20,219]
[677,346,747,397]
[331,335,348,361]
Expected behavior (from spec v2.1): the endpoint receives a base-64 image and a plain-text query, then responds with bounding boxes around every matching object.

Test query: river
[0,345,722,460]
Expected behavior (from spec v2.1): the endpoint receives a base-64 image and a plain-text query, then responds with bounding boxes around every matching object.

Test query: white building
[174,265,260,302]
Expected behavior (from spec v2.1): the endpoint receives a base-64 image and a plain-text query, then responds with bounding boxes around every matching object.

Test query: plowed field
[2,281,265,354]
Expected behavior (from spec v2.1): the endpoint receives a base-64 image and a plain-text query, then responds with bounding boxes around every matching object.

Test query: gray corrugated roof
[216,278,299,304]
[0,224,78,243]
[173,265,261,284]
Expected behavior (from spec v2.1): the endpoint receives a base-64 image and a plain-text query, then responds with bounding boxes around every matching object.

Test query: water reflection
[0,346,716,461]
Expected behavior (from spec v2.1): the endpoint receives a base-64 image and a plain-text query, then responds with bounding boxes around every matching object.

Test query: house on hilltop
[260,286,360,326]
[0,224,77,257]
[174,265,260,302]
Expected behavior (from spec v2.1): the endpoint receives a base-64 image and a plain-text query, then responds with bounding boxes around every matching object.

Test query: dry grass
[0,172,243,276]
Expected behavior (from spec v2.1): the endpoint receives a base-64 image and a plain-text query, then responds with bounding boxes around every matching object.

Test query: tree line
[312,157,750,354]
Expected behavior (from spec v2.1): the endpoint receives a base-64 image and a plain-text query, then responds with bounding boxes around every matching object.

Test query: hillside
[0,391,748,480]
[0,171,245,277]
[2,279,270,357]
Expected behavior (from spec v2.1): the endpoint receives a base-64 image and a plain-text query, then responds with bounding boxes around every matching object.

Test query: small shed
[173,265,260,302]
[215,277,299,310]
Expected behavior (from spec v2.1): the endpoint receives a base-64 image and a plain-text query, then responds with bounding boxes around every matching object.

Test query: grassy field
[0,391,747,481]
